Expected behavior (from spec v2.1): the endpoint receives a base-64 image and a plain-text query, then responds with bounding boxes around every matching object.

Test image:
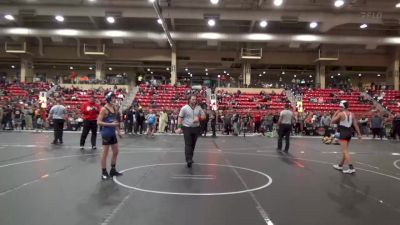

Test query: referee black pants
[53,119,65,143]
[278,124,292,151]
[80,120,98,147]
[183,126,201,162]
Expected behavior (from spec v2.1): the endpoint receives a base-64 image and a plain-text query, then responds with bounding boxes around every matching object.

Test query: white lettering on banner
[361,11,382,19]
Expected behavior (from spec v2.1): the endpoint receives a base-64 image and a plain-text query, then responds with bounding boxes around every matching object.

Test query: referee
[277,103,295,153]
[176,95,206,168]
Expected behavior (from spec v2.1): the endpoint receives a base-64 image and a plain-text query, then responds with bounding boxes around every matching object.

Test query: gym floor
[0,131,400,225]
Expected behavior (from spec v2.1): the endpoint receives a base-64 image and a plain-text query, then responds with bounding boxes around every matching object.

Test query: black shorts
[338,126,352,141]
[102,135,118,145]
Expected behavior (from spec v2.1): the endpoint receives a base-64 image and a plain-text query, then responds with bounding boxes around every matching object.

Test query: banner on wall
[39,91,47,108]
[296,101,303,113]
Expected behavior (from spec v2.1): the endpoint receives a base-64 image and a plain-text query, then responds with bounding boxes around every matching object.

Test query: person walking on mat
[277,103,295,153]
[332,100,362,174]
[176,95,206,168]
[80,95,101,150]
[97,92,123,180]
[48,98,67,144]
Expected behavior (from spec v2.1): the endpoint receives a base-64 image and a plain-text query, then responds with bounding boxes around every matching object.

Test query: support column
[95,60,105,80]
[20,58,33,83]
[242,61,251,87]
[171,49,177,85]
[315,63,326,89]
[387,49,400,90]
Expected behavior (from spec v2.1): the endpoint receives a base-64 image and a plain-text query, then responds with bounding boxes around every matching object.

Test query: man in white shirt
[48,98,67,144]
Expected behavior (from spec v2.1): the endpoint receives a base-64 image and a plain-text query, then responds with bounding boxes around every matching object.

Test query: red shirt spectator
[81,96,101,121]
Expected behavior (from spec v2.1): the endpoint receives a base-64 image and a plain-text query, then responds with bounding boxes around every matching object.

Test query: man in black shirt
[393,113,400,140]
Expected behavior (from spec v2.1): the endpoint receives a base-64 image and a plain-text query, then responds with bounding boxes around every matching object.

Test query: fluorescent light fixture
[360,24,368,29]
[9,28,29,35]
[149,0,155,3]
[88,0,96,2]
[104,30,126,37]
[334,0,344,8]
[273,0,283,7]
[55,15,64,22]
[4,14,15,21]
[56,29,78,36]
[70,66,74,70]
[108,67,113,71]
[248,33,273,41]
[157,19,162,25]
[210,0,219,5]
[199,32,221,39]
[309,22,318,29]
[259,20,268,28]
[106,16,115,24]
[208,19,216,27]
[295,35,319,42]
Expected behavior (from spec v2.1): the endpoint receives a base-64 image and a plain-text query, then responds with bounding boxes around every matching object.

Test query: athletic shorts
[102,135,118,145]
[338,126,352,142]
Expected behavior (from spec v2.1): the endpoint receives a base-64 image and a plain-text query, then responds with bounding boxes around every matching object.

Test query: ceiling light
[259,20,268,28]
[108,67,112,71]
[259,74,262,77]
[106,16,115,24]
[227,73,230,76]
[205,68,208,71]
[4,14,15,21]
[338,73,341,76]
[55,29,78,36]
[377,74,381,77]
[334,0,345,8]
[206,72,208,75]
[185,68,188,71]
[224,71,226,74]
[149,0,155,2]
[263,71,266,74]
[295,35,320,42]
[331,76,334,78]
[309,75,313,78]
[273,0,283,7]
[282,71,285,75]
[70,66,74,70]
[396,2,400,8]
[218,75,221,78]
[157,19,162,25]
[360,24,368,29]
[147,68,151,71]
[208,19,216,27]
[55,15,64,22]
[11,65,15,69]
[88,0,97,2]
[89,67,93,70]
[210,0,219,5]
[166,67,170,71]
[190,74,193,77]
[151,71,154,74]
[358,74,362,77]
[309,22,318,29]
[294,75,297,78]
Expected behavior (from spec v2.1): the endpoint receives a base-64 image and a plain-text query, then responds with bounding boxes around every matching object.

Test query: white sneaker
[333,164,343,171]
[342,168,356,174]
